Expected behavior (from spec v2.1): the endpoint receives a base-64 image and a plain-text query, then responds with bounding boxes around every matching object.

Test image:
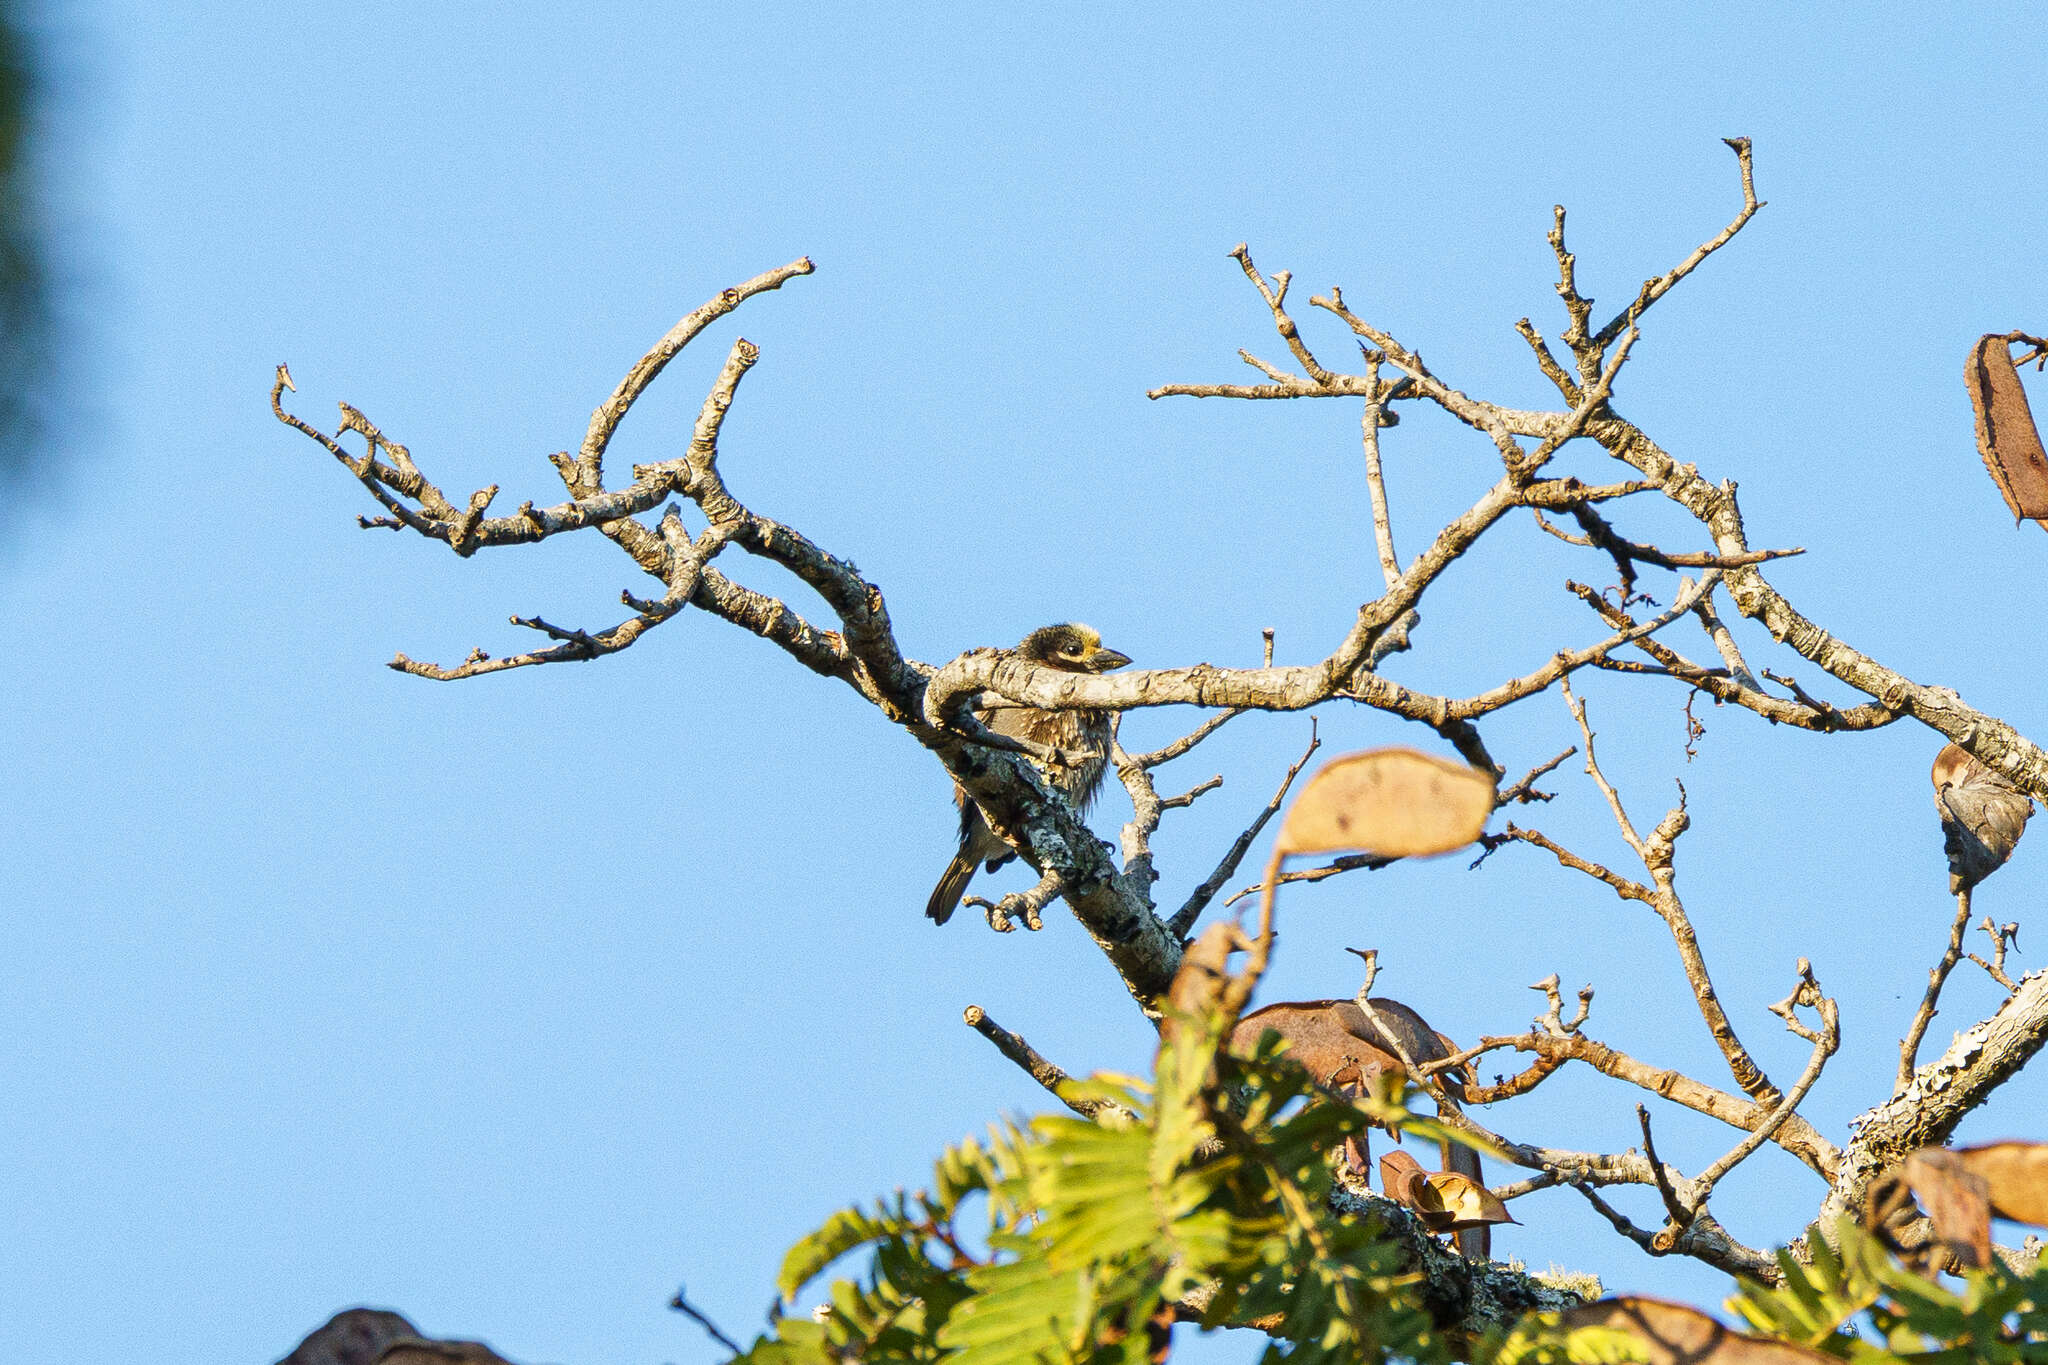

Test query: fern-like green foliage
[734,951,1456,1365]
[733,971,2048,1365]
[1724,1219,2048,1363]
[1484,1320,1663,1365]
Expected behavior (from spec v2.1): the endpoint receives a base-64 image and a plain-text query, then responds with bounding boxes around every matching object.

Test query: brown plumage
[1932,743,2033,894]
[1229,996,1497,1259]
[925,624,1132,925]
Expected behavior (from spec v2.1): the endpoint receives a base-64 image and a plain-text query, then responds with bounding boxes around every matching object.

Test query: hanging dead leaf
[1901,1147,1993,1269]
[1423,1166,1516,1232]
[1379,1149,1515,1233]
[1931,744,2032,893]
[1555,1297,1838,1364]
[1379,1149,1446,1218]
[1274,747,1496,858]
[1966,333,2048,527]
[1955,1140,2048,1226]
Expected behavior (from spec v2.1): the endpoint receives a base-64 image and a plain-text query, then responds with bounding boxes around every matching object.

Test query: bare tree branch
[1821,967,2048,1231]
[1167,722,1319,939]
[1897,890,1977,1091]
[1360,355,1402,589]
[279,139,2048,1291]
[1593,138,1762,348]
[1968,916,2022,992]
[962,1005,1137,1123]
[579,258,815,483]
[963,870,1062,934]
[1500,747,1575,805]
[1691,963,1838,1206]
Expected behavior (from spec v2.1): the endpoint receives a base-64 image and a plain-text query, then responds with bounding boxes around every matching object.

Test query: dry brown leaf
[377,1345,525,1365]
[1379,1149,1515,1233]
[1931,744,2032,893]
[1379,1149,1447,1219]
[1967,333,2048,527]
[1159,922,1242,1056]
[1955,1140,2048,1227]
[1229,997,1452,1090]
[1902,1147,1993,1269]
[1423,1167,1516,1231]
[1231,992,1498,1258]
[1275,747,1496,858]
[1229,1001,1408,1095]
[1555,1297,1838,1364]
[278,1310,421,1365]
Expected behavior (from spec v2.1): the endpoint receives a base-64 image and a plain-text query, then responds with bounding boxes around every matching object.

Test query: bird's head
[1018,623,1132,674]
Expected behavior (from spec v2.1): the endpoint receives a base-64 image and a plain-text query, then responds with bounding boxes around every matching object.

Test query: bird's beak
[1089,647,1132,672]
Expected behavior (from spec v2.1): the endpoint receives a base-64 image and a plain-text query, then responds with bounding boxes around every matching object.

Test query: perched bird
[1229,995,1498,1258]
[1932,743,2033,894]
[925,624,1132,926]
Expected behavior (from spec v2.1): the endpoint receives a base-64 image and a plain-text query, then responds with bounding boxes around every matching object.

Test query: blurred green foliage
[0,0,47,485]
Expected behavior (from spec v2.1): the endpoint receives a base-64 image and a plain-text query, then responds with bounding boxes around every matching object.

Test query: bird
[925,623,1132,925]
[1229,994,1497,1258]
[1931,743,2033,894]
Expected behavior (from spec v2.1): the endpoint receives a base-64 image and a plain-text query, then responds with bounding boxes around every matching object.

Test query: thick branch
[1820,968,2048,1229]
[1568,410,2048,798]
[922,474,1658,734]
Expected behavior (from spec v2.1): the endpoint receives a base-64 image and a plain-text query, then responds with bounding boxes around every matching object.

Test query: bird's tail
[926,855,977,925]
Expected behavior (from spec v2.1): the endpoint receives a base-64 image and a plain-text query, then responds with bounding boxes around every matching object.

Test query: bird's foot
[964,893,1044,933]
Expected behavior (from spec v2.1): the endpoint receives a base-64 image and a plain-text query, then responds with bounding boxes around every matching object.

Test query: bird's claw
[973,893,1043,933]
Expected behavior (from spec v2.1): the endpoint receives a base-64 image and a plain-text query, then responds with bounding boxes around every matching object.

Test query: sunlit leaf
[775,1203,921,1301]
[1275,746,1496,858]
[1955,1140,2048,1227]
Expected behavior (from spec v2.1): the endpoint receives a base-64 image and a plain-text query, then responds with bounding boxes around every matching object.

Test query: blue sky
[7,5,2048,1363]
